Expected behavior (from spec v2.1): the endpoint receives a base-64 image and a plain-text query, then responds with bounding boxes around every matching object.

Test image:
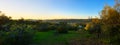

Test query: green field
[32,31,91,45]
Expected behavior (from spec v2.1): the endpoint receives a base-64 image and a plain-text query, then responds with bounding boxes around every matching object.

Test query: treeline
[0,14,82,32]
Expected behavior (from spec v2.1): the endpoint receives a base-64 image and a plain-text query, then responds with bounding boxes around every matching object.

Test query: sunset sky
[0,0,114,19]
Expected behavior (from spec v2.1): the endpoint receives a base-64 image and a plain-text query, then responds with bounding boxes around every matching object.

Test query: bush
[68,24,79,31]
[56,22,68,33]
[0,24,35,45]
[34,22,51,32]
[85,22,101,35]
[57,26,68,33]
[101,25,120,45]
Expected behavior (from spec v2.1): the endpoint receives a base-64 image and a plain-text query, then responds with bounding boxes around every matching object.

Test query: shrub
[57,26,68,33]
[68,23,80,31]
[0,24,35,45]
[34,22,51,32]
[85,22,93,31]
[56,22,68,33]
[85,22,101,35]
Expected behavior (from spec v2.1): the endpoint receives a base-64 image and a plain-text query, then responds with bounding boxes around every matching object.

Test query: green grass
[32,30,90,45]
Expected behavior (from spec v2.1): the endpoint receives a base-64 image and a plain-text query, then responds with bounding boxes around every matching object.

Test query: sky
[0,0,115,20]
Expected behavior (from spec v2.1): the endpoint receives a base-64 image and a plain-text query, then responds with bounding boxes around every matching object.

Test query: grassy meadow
[32,30,91,45]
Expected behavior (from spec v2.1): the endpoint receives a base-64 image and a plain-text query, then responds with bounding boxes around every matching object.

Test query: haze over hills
[42,19,91,24]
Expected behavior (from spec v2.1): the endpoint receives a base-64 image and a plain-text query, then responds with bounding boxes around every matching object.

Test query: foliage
[56,22,69,33]
[100,0,120,44]
[100,5,120,25]
[0,12,11,25]
[85,18,101,32]
[0,24,35,45]
[35,22,52,31]
[0,12,11,31]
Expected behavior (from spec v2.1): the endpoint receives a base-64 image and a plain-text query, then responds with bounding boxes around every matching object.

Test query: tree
[0,11,11,30]
[100,0,120,44]
[0,12,11,25]
[85,18,101,34]
[100,5,120,25]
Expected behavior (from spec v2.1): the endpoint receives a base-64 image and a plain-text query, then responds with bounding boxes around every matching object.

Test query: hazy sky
[0,0,114,19]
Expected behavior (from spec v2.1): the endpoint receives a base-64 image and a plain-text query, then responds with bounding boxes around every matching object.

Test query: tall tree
[0,11,11,25]
[100,0,120,44]
[100,5,120,25]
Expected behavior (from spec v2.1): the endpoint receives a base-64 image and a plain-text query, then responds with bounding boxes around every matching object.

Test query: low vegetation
[0,0,120,45]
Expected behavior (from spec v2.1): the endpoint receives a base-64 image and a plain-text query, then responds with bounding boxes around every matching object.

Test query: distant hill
[43,19,91,24]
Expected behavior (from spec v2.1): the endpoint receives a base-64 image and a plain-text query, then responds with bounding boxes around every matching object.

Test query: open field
[32,31,91,45]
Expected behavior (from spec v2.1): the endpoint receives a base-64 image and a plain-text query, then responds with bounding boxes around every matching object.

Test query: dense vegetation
[0,13,81,45]
[0,0,120,45]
